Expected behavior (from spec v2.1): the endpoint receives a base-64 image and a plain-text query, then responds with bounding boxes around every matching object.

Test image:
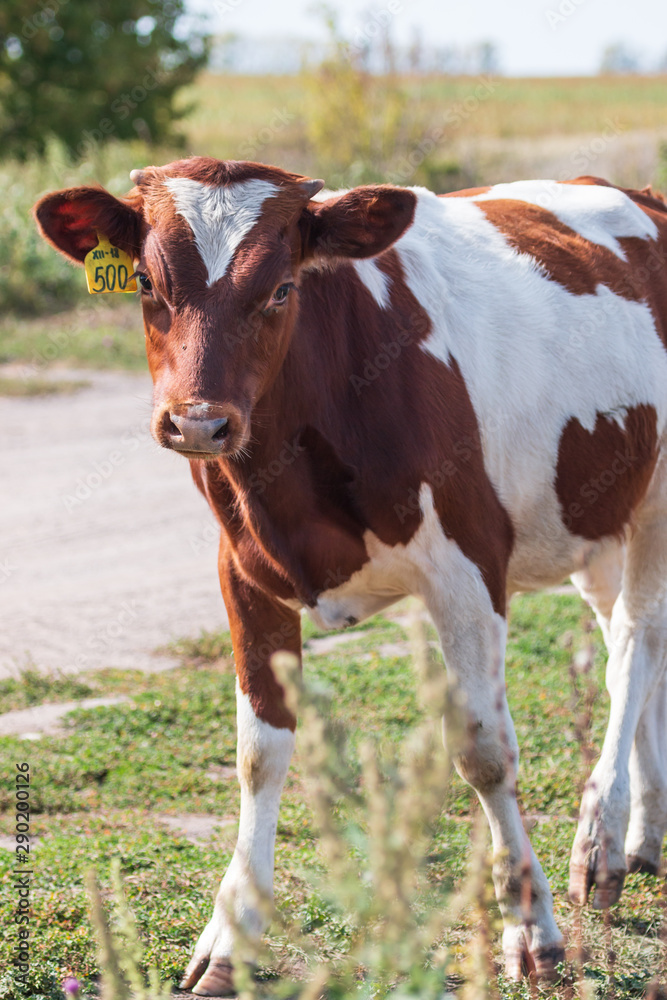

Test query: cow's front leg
[181,557,300,996]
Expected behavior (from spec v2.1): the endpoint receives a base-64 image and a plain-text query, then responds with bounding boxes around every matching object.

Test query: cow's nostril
[164,415,182,439]
[211,419,229,441]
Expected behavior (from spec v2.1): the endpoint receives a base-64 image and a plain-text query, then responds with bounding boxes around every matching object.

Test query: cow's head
[34,157,415,459]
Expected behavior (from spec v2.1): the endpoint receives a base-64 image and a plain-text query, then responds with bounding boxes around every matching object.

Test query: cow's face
[34,157,415,459]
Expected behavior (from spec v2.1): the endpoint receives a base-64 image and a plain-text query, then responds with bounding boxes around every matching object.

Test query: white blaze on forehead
[474,179,659,259]
[164,176,279,285]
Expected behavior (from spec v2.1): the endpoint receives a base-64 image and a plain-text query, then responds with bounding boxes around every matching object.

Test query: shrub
[300,11,441,190]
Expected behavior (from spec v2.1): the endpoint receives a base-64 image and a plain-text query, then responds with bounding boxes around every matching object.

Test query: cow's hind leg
[569,488,667,908]
[180,557,300,996]
[421,545,564,979]
[570,536,624,649]
[625,671,667,876]
[571,537,667,886]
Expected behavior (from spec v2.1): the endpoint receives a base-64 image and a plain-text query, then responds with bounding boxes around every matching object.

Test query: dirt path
[0,368,227,678]
[0,695,131,737]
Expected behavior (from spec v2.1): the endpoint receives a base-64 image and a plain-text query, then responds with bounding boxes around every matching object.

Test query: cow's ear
[33,186,143,264]
[300,185,416,262]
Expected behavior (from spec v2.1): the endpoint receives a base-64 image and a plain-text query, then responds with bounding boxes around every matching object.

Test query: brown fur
[555,404,658,540]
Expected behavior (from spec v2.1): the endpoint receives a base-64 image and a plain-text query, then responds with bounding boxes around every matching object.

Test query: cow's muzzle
[170,412,228,452]
[154,402,247,459]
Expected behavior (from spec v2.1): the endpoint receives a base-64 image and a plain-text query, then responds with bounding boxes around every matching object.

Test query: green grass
[0,593,665,998]
[0,300,147,372]
[0,665,95,715]
[159,629,234,668]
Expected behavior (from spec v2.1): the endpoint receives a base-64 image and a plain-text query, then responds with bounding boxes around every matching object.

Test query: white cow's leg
[625,671,667,875]
[570,536,624,650]
[181,554,300,996]
[570,537,667,881]
[181,687,295,995]
[420,540,564,979]
[569,502,667,907]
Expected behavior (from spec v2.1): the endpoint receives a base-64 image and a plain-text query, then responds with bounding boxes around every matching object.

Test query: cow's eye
[268,283,292,306]
[138,273,153,294]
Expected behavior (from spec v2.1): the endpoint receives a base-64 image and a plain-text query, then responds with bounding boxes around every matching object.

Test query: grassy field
[0,301,146,374]
[179,72,667,160]
[175,72,667,194]
[1,593,665,999]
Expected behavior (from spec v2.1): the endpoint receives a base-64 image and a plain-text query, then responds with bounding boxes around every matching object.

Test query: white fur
[570,536,624,648]
[164,177,279,285]
[573,587,665,883]
[189,685,294,964]
[310,187,349,202]
[302,180,667,964]
[353,258,391,308]
[626,670,667,868]
[385,187,667,902]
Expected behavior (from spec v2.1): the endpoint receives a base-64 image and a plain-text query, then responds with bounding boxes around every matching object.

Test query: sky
[187,0,667,76]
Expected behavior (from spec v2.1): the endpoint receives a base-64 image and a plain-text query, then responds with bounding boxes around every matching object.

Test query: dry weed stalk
[300,9,433,188]
[454,814,498,1000]
[86,861,170,1000]
[569,621,600,1000]
[227,874,276,1000]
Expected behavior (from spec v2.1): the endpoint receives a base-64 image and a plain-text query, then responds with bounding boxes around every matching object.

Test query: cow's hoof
[568,856,626,908]
[504,939,565,981]
[626,853,659,877]
[180,958,235,996]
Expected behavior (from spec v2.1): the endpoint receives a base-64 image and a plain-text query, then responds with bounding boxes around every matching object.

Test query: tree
[599,42,641,74]
[0,0,208,160]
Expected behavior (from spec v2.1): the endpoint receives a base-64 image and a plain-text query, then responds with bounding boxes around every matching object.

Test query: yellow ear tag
[84,235,137,294]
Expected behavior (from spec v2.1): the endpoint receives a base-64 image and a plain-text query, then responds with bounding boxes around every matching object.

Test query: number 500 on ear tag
[84,235,137,294]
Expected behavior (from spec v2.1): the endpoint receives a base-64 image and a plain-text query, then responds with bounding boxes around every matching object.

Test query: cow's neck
[252,257,417,464]
[214,260,400,603]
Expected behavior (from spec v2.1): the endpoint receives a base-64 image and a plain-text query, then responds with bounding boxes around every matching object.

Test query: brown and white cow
[35,159,667,993]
